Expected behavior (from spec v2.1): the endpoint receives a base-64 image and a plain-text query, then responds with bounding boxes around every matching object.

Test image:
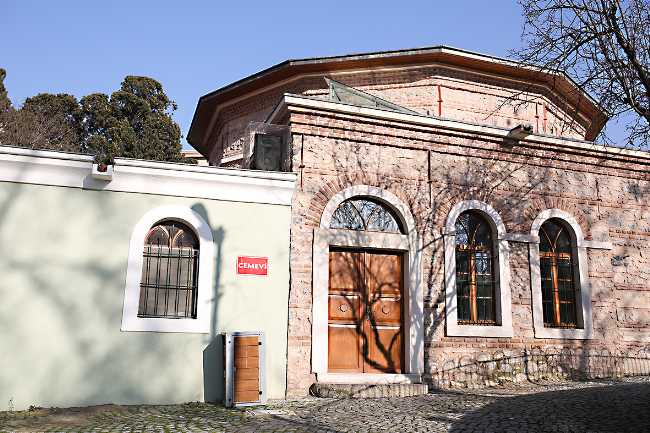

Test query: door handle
[366,305,374,321]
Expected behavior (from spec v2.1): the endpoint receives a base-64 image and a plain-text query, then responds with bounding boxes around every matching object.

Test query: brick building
[189,46,650,396]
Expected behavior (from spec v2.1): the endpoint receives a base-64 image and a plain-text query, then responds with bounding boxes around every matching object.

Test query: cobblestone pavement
[1,376,648,432]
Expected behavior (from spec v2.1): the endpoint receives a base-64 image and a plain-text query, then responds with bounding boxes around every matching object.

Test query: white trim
[0,145,296,206]
[444,200,514,338]
[121,205,214,333]
[312,186,424,379]
[315,373,421,384]
[220,153,243,165]
[500,233,539,243]
[92,164,113,181]
[268,94,647,160]
[319,185,416,233]
[529,209,594,339]
[579,240,612,250]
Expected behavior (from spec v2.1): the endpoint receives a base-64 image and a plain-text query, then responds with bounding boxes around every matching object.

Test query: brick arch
[434,186,512,231]
[305,173,426,235]
[523,195,591,240]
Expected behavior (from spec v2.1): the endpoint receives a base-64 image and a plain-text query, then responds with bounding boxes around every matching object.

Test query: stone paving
[1,376,648,432]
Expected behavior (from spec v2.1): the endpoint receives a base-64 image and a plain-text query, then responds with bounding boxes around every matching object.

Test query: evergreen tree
[0,68,10,112]
[83,76,194,165]
[0,71,195,164]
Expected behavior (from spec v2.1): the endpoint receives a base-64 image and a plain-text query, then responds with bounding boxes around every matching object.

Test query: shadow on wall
[191,203,225,404]
[0,185,212,409]
[431,350,650,388]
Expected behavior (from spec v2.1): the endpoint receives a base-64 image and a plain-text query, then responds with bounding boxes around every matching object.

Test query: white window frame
[529,209,610,339]
[443,200,513,338]
[121,205,214,333]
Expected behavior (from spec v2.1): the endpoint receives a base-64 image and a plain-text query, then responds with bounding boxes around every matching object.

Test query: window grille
[539,220,576,328]
[455,212,496,325]
[138,221,199,319]
[330,198,403,234]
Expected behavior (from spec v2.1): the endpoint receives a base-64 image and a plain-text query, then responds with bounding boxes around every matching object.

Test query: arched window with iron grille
[138,221,199,319]
[455,211,495,325]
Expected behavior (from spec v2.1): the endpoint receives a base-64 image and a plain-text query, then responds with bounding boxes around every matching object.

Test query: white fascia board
[0,146,296,206]
[110,161,295,205]
[0,144,94,163]
[0,146,94,188]
[269,95,649,162]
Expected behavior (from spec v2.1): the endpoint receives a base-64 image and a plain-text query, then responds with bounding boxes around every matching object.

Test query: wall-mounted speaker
[252,134,283,171]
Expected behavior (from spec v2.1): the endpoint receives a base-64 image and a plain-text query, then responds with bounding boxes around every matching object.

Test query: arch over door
[312,185,424,380]
[328,249,403,373]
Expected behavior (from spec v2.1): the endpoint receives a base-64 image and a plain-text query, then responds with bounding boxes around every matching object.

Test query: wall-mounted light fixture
[508,124,533,140]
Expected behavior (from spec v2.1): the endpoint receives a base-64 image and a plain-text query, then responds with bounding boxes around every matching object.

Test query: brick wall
[282,105,650,395]
[209,66,591,165]
[201,62,649,396]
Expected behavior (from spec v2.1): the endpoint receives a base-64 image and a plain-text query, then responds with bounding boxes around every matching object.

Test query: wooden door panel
[367,254,401,296]
[328,249,403,374]
[365,252,403,373]
[328,326,361,371]
[234,357,259,369]
[366,326,402,373]
[234,390,260,402]
[234,379,259,391]
[233,368,259,380]
[369,297,401,324]
[329,295,360,322]
[329,251,360,292]
[234,345,259,358]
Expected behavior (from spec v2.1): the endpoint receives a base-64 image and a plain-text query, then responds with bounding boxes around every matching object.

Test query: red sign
[236,256,268,276]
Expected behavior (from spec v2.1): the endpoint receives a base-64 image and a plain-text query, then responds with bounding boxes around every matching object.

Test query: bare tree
[514,0,650,147]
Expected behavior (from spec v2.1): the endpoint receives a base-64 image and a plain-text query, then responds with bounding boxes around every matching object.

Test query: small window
[455,212,495,325]
[330,198,403,233]
[539,220,576,328]
[138,221,199,319]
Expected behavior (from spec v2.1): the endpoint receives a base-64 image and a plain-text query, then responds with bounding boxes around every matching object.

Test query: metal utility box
[222,331,266,407]
[242,122,291,172]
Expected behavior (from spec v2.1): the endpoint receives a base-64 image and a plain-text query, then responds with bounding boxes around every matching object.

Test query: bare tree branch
[512,0,650,147]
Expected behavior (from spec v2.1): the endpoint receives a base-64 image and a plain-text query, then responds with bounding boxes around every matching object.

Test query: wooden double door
[328,249,404,373]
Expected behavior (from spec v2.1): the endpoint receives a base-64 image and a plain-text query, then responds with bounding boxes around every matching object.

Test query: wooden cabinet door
[233,336,260,403]
[328,249,403,374]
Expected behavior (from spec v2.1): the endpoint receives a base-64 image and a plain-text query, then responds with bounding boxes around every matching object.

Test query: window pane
[330,201,364,230]
[539,223,576,328]
[455,216,469,246]
[367,205,401,233]
[146,226,170,247]
[139,222,199,319]
[353,199,377,224]
[455,214,494,325]
[330,198,403,233]
[540,220,571,254]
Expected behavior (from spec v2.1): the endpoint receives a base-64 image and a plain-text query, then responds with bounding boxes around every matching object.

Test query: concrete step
[310,383,429,398]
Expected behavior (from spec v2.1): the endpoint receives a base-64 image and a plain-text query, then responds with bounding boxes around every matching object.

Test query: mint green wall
[0,181,291,410]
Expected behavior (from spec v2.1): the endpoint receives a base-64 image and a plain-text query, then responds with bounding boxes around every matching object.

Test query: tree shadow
[448,381,650,432]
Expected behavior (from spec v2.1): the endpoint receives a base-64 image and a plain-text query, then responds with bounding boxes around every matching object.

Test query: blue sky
[2,1,625,148]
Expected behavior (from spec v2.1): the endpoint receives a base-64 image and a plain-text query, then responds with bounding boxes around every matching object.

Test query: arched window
[455,212,495,325]
[539,220,575,328]
[138,221,199,318]
[330,198,403,233]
